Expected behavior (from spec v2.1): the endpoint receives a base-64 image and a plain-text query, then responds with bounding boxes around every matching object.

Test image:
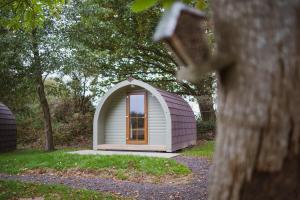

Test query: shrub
[16,97,94,148]
[197,120,216,140]
[51,97,94,147]
[53,112,93,147]
[16,103,44,148]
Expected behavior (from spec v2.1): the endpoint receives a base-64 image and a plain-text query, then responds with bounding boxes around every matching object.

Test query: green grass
[0,180,121,200]
[0,149,190,177]
[181,141,215,158]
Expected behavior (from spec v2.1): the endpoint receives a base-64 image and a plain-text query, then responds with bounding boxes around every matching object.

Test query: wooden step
[97,144,167,152]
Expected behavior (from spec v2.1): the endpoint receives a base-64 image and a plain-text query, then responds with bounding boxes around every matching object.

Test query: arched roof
[93,79,196,152]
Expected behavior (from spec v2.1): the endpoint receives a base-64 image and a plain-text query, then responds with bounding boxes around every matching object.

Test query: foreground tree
[209,0,300,199]
[149,0,300,199]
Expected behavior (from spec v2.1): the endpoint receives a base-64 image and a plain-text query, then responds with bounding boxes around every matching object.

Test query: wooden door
[126,91,148,144]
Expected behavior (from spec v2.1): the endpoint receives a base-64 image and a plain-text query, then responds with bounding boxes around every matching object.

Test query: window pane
[130,129,137,140]
[130,95,144,117]
[137,118,144,129]
[137,129,144,140]
[129,129,144,140]
[130,118,144,130]
[130,117,137,129]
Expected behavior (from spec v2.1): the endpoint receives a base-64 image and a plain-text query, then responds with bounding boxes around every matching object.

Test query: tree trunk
[31,29,55,151]
[209,0,300,199]
[196,95,215,121]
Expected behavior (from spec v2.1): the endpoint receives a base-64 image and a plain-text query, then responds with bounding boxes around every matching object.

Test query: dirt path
[0,156,210,200]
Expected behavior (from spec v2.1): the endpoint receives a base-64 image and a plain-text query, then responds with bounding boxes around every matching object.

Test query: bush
[51,97,94,147]
[16,103,44,148]
[53,112,93,147]
[197,120,216,140]
[16,97,94,148]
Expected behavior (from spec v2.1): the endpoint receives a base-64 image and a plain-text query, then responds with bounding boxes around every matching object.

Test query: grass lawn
[181,140,215,158]
[0,180,121,200]
[0,149,190,182]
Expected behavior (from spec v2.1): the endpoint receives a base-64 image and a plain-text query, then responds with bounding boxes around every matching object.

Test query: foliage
[69,0,214,110]
[0,5,69,108]
[181,140,214,158]
[0,26,34,110]
[0,0,64,31]
[49,89,94,147]
[129,0,215,119]
[197,119,216,139]
[131,0,208,11]
[17,95,94,148]
[0,1,94,148]
[0,0,216,149]
[16,102,44,145]
[1,0,71,150]
[0,149,191,177]
[0,180,120,200]
[131,0,158,12]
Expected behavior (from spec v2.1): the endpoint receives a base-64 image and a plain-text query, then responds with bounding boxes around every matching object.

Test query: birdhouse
[154,2,209,70]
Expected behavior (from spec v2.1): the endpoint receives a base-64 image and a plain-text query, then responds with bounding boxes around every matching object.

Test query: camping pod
[93,79,196,152]
[0,103,16,152]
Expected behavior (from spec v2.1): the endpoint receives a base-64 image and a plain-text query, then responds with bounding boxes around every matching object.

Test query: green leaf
[182,0,192,3]
[195,0,207,10]
[131,0,158,12]
[1,0,64,32]
[161,0,175,9]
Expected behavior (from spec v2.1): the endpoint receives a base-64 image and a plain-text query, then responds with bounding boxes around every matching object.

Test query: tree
[208,0,300,199]
[134,0,300,199]
[0,27,35,110]
[156,1,300,200]
[0,0,64,151]
[69,0,215,120]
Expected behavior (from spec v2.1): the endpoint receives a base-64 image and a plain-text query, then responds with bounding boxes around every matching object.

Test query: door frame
[126,91,148,144]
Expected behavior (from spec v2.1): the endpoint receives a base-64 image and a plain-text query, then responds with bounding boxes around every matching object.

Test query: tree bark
[31,29,55,151]
[208,0,300,199]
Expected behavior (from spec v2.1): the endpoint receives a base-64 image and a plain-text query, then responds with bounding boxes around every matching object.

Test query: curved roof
[157,88,195,121]
[156,89,197,151]
[93,79,196,152]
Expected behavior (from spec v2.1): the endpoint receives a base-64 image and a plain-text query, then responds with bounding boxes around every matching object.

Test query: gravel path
[0,156,210,200]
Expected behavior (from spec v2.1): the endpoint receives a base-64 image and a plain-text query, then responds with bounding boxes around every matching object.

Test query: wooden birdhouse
[154,2,209,70]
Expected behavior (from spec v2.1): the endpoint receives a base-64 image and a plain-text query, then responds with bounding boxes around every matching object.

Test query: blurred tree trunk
[196,95,215,121]
[209,0,300,199]
[31,29,55,151]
